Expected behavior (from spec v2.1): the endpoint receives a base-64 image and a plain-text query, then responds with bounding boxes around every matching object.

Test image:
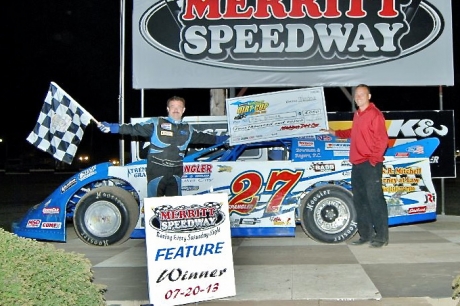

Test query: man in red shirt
[322,84,389,248]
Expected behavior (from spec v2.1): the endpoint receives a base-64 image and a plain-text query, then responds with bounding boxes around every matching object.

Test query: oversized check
[226,87,329,145]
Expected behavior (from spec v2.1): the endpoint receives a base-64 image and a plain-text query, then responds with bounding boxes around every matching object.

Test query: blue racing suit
[117,116,225,197]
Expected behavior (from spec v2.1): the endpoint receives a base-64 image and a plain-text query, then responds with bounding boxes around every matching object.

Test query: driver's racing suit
[117,116,226,197]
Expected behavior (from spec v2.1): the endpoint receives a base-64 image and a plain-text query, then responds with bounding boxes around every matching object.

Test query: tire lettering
[307,189,331,210]
[95,191,123,205]
[79,232,109,246]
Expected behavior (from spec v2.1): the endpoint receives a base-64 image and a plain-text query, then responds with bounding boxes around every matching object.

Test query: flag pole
[118,0,126,166]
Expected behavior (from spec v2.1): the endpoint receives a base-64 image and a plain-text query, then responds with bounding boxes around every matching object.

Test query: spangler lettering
[183,164,212,173]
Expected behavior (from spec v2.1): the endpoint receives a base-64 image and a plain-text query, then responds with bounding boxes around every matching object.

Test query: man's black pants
[351,161,389,243]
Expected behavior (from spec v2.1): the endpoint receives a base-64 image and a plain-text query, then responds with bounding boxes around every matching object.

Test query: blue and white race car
[12,133,439,247]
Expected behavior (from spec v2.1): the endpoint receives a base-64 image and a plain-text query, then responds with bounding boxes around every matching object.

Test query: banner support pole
[119,0,126,166]
[439,85,445,215]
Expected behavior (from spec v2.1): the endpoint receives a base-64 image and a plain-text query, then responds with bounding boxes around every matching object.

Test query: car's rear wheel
[73,186,139,247]
[299,185,357,244]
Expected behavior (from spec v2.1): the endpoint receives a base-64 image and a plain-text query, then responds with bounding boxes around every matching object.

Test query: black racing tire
[73,186,139,247]
[299,185,358,244]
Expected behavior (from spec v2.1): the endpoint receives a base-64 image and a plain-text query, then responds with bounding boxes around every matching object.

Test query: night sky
[2,0,459,167]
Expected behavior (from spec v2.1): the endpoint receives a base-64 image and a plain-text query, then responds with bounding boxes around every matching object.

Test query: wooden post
[210,89,226,115]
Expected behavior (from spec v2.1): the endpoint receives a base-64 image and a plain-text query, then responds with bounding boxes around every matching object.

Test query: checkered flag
[27,82,95,164]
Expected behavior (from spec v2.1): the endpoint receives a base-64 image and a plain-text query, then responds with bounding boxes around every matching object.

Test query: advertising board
[132,0,454,88]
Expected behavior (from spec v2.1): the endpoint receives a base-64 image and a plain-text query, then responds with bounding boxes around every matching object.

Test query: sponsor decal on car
[334,151,350,157]
[42,207,60,214]
[79,165,96,181]
[395,152,410,158]
[61,178,77,193]
[316,135,332,141]
[26,219,41,228]
[310,162,335,172]
[407,145,424,154]
[325,142,350,150]
[183,164,213,178]
[41,222,62,229]
[232,218,261,227]
[270,216,292,226]
[128,166,147,178]
[182,185,200,192]
[408,206,427,214]
[217,165,232,173]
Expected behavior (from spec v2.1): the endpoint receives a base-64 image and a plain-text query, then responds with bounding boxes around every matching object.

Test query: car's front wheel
[73,186,139,247]
[299,185,357,244]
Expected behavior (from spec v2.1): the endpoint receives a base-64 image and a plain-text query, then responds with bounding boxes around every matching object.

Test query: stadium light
[78,155,89,162]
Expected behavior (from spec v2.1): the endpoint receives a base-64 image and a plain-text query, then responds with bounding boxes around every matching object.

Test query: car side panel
[11,163,112,242]
[181,160,353,236]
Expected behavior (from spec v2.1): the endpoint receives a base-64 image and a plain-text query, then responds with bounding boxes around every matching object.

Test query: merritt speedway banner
[132,0,454,88]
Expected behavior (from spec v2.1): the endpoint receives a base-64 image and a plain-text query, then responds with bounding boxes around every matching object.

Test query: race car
[11,134,439,247]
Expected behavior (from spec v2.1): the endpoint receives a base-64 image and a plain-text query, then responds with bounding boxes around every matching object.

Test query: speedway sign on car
[132,0,453,88]
[144,193,236,305]
[226,88,328,145]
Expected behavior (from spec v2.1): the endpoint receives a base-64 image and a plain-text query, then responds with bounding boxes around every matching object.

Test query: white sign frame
[144,193,236,306]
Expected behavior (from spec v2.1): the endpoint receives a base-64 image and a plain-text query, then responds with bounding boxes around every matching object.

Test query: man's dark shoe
[369,241,388,248]
[351,238,369,245]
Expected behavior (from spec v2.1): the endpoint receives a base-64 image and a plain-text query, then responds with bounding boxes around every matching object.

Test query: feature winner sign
[226,87,328,145]
[144,193,236,306]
